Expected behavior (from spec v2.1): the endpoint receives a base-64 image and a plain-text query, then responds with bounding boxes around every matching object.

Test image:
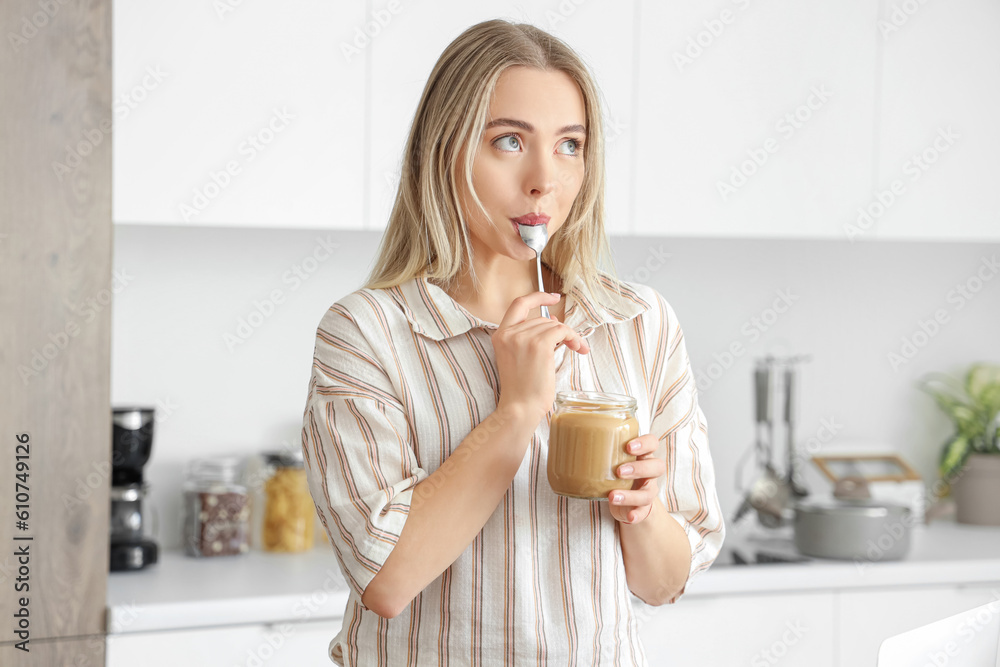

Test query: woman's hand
[493,291,590,422]
[609,433,665,524]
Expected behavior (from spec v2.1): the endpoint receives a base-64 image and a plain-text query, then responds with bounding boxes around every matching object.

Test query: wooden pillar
[1,0,112,664]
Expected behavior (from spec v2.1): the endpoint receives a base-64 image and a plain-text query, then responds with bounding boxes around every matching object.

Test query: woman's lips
[511,213,550,226]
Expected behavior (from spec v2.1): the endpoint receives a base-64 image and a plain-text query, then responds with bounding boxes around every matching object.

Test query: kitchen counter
[688,519,1000,597]
[106,520,1000,635]
[106,543,351,634]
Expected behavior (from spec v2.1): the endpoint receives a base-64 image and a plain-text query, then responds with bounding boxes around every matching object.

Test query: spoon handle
[536,256,549,318]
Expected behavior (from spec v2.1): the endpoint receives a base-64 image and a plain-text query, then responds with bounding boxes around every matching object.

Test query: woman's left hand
[608,433,665,524]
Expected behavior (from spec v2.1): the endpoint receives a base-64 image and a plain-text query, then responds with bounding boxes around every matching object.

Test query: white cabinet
[106,618,341,666]
[112,1,366,229]
[637,591,836,666]
[366,0,637,234]
[635,0,879,240]
[872,0,1000,242]
[837,583,1000,667]
[113,2,999,240]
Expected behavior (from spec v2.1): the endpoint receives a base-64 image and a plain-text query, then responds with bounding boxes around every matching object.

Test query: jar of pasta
[182,457,250,557]
[255,451,315,552]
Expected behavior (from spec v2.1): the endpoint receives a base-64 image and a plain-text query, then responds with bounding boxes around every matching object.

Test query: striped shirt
[300,275,724,666]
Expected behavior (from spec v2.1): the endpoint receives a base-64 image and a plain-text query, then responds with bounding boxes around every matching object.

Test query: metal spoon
[517,222,550,318]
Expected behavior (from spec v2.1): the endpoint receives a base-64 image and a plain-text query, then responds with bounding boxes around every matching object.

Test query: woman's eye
[493,135,521,152]
[557,139,580,156]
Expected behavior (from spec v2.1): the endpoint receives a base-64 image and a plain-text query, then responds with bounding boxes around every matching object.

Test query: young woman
[301,19,724,666]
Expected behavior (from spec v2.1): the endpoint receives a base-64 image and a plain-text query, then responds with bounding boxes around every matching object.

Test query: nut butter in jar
[547,391,640,500]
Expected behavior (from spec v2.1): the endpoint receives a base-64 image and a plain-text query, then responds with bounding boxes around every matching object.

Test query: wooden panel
[0,0,112,646]
[0,634,105,667]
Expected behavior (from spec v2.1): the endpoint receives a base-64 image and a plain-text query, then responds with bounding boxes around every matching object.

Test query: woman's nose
[524,154,557,197]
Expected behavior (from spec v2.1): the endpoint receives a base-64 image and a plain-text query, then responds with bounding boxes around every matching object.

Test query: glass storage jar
[254,450,315,552]
[547,391,640,500]
[182,457,250,557]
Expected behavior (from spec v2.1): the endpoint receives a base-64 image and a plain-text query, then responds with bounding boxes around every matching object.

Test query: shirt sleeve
[644,290,725,603]
[300,300,427,600]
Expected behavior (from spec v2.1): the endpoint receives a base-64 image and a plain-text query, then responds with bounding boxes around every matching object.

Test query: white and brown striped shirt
[300,275,724,666]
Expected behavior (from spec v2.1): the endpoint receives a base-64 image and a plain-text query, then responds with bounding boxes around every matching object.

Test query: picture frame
[811,453,922,483]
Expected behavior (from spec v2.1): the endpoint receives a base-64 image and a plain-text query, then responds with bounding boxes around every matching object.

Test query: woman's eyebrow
[485,118,586,134]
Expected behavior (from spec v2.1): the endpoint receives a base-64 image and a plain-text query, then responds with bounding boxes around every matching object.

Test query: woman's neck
[443,256,564,325]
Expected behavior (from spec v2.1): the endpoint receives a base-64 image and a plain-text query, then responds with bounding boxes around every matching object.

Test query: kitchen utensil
[754,360,793,527]
[793,498,913,561]
[783,363,809,498]
[517,222,550,319]
[734,359,793,526]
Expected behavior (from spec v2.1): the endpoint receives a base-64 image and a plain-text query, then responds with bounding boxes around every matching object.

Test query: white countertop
[107,520,1000,635]
[687,520,1000,597]
[106,543,351,634]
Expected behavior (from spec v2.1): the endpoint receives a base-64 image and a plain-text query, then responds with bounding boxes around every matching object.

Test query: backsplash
[111,224,999,549]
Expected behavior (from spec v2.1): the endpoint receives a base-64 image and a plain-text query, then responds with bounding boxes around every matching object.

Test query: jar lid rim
[555,390,637,409]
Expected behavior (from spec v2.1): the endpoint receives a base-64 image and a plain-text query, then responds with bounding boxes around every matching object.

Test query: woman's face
[461,66,587,265]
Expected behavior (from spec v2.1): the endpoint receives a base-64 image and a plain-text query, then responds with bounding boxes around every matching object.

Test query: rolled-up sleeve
[645,292,725,602]
[300,304,427,599]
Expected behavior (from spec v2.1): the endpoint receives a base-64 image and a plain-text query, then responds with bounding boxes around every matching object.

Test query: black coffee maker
[110,406,159,571]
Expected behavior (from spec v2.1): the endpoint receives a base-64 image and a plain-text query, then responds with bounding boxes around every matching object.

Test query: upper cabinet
[365,1,636,234]
[113,1,366,228]
[874,0,1000,242]
[634,0,879,239]
[114,1,998,241]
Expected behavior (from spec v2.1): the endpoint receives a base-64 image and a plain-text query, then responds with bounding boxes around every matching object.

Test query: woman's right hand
[492,292,591,422]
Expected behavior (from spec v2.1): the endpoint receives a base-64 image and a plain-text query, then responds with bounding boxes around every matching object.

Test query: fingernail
[618,464,633,477]
[612,493,624,504]
[549,292,561,298]
[628,441,641,453]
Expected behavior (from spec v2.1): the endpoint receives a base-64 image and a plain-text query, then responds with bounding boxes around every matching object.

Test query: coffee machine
[110,406,159,571]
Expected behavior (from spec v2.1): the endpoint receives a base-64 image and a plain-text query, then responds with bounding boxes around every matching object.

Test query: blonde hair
[365,19,618,305]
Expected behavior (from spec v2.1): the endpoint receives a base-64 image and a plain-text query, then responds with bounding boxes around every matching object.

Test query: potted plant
[919,362,1000,526]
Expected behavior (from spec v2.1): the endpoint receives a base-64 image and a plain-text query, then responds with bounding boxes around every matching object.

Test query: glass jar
[254,450,315,552]
[547,391,640,500]
[182,457,250,557]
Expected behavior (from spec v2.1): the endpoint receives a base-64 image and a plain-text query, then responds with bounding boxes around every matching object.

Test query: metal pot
[793,499,914,562]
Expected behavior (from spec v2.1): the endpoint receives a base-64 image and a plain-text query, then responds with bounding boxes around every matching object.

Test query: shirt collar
[388,274,652,342]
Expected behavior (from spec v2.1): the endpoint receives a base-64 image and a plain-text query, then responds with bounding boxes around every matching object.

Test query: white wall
[111,225,1000,549]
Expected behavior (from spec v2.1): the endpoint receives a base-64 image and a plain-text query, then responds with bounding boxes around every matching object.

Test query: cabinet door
[367,1,637,234]
[113,1,366,228]
[106,619,342,666]
[837,583,1000,667]
[635,0,878,239]
[873,0,1000,242]
[636,591,836,667]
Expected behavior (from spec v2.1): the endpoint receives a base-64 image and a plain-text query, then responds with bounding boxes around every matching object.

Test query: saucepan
[793,498,914,562]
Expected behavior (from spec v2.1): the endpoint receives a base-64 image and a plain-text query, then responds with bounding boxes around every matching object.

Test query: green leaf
[939,436,971,480]
[978,384,1000,419]
[965,363,1000,404]
[920,372,966,403]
